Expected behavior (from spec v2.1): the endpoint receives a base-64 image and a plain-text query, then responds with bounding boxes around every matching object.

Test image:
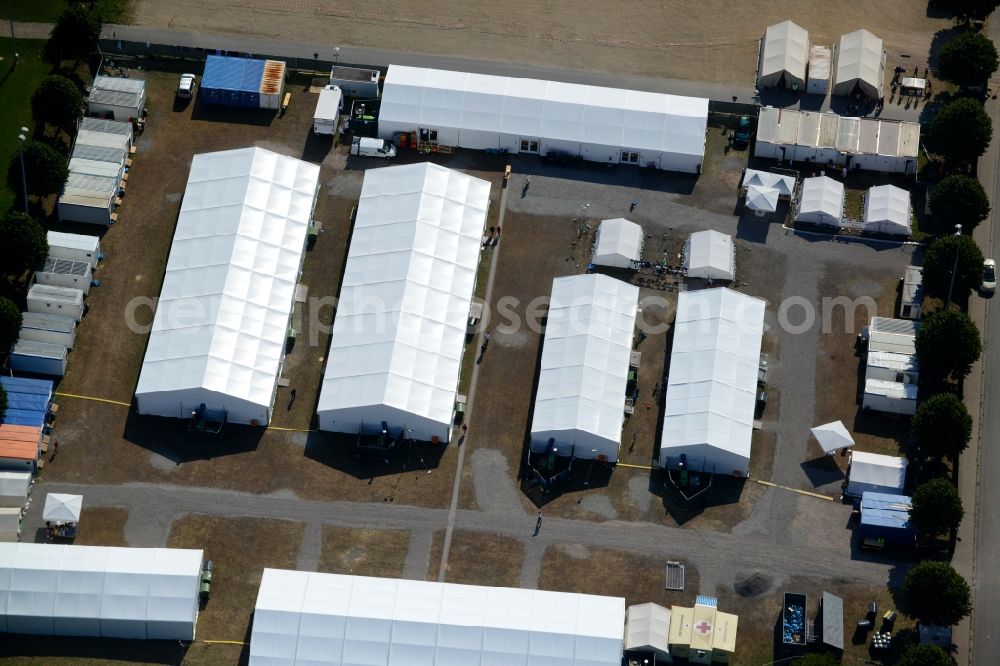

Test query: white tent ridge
[378,65,709,173]
[592,218,644,269]
[659,288,766,477]
[863,185,911,236]
[317,163,490,443]
[530,275,639,463]
[0,543,202,640]
[795,176,845,227]
[684,230,735,281]
[758,21,809,90]
[134,147,320,426]
[249,569,626,666]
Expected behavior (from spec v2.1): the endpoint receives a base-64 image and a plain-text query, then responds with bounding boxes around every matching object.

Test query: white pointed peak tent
[796,176,845,227]
[745,184,779,215]
[811,421,855,455]
[758,21,809,91]
[741,168,795,198]
[684,230,735,281]
[592,218,644,268]
[863,185,911,236]
[43,493,82,523]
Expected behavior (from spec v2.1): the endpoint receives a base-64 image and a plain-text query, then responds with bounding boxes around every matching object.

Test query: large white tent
[846,451,907,498]
[795,176,845,227]
[0,543,202,639]
[757,21,809,90]
[592,218,643,268]
[134,147,320,426]
[317,163,490,443]
[530,275,639,462]
[832,29,885,99]
[249,569,626,666]
[378,65,709,173]
[684,230,735,281]
[863,185,911,236]
[659,288,766,477]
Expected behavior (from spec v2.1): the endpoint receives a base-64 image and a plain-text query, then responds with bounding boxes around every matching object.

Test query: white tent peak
[758,21,809,90]
[811,421,854,454]
[796,176,845,227]
[745,184,779,212]
[741,168,795,198]
[833,29,885,99]
[863,184,911,236]
[43,493,83,522]
[592,218,644,268]
[685,230,735,281]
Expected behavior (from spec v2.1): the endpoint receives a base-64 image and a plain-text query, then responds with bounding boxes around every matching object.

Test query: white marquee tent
[317,163,490,443]
[624,603,671,660]
[659,288,766,477]
[134,147,320,426]
[0,543,202,639]
[832,29,885,99]
[795,176,845,227]
[0,472,30,508]
[530,275,639,462]
[758,21,809,90]
[249,569,626,666]
[741,168,795,198]
[684,230,735,281]
[745,184,779,214]
[846,451,907,498]
[592,218,643,268]
[378,65,709,173]
[43,494,82,523]
[863,185,911,236]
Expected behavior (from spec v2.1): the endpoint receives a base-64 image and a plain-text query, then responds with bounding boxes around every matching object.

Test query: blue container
[200,55,266,108]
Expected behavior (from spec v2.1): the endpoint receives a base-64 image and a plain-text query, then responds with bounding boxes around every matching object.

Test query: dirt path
[130,0,951,82]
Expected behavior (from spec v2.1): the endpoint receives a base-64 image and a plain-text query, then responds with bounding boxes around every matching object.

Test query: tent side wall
[659,443,750,477]
[317,403,452,444]
[135,389,271,426]
[530,428,620,462]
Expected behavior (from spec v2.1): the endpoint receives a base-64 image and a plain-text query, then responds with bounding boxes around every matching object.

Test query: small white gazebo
[592,218,644,268]
[811,421,855,454]
[43,493,82,523]
[745,184,779,217]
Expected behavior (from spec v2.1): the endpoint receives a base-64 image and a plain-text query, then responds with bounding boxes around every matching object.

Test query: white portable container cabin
[592,218,644,268]
[684,229,735,281]
[46,231,101,269]
[757,21,809,91]
[57,119,131,226]
[87,76,146,121]
[26,285,85,323]
[529,275,639,463]
[865,351,919,384]
[0,543,203,639]
[249,569,626,666]
[807,45,832,94]
[863,378,918,415]
[19,313,77,349]
[867,316,919,355]
[899,266,924,320]
[863,185,912,236]
[378,64,709,173]
[846,451,907,498]
[330,66,381,98]
[795,176,845,227]
[134,147,320,426]
[312,85,343,135]
[9,340,68,377]
[0,472,31,509]
[34,257,93,294]
[832,29,885,100]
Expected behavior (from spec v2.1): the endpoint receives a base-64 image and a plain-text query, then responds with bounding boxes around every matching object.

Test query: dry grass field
[317,527,410,578]
[428,530,525,587]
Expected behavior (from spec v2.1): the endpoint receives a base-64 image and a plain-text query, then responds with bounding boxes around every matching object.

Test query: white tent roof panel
[745,184,779,212]
[863,185,911,235]
[741,169,795,197]
[834,29,885,97]
[684,230,735,281]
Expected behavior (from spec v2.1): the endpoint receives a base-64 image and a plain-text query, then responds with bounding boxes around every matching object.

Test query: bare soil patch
[317,527,410,578]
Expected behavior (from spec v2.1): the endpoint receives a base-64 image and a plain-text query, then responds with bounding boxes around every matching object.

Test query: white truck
[312,85,344,135]
[351,137,396,158]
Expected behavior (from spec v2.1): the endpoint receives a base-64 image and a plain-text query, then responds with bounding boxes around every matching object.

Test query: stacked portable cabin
[18,313,77,349]
[899,266,924,320]
[34,257,93,295]
[26,285,85,322]
[200,55,287,110]
[0,376,52,475]
[329,66,381,98]
[87,76,146,121]
[863,316,919,415]
[47,231,102,268]
[9,341,68,377]
[58,118,132,225]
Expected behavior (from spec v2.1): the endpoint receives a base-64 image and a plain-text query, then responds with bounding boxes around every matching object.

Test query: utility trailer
[782,592,808,646]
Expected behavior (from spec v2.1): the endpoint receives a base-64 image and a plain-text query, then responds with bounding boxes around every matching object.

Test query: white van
[351,137,396,158]
[313,85,343,135]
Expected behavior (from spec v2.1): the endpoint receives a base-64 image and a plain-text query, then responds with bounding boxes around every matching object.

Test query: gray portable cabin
[34,257,93,295]
[899,266,923,320]
[19,312,77,349]
[47,231,102,269]
[330,66,381,98]
[26,284,86,322]
[88,76,146,121]
[819,592,844,652]
[9,340,68,377]
[58,119,131,226]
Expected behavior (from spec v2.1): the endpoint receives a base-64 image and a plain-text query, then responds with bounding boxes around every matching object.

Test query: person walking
[630,198,639,212]
[288,388,297,411]
[534,511,543,536]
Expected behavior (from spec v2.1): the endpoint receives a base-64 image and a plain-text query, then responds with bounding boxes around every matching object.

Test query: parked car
[733,116,752,148]
[351,137,396,158]
[177,74,197,99]
[982,258,996,295]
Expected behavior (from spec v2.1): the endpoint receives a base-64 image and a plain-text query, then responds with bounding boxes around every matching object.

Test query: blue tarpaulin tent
[860,491,915,545]
[0,376,54,427]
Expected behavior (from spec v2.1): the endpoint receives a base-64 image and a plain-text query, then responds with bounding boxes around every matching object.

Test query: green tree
[0,211,49,280]
[902,560,972,626]
[916,309,983,381]
[31,75,85,130]
[0,297,21,352]
[930,97,993,163]
[7,140,69,198]
[920,234,984,298]
[898,644,954,666]
[911,478,965,537]
[939,32,999,86]
[912,393,973,459]
[48,2,102,60]
[929,174,991,230]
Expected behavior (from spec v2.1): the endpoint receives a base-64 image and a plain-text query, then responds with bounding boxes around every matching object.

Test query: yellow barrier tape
[199,639,247,645]
[267,426,316,433]
[53,392,131,407]
[756,479,834,501]
[616,462,654,470]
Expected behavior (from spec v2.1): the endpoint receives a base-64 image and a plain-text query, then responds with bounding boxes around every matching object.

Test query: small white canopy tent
[0,543,202,639]
[758,21,809,90]
[811,421,854,455]
[43,494,82,523]
[741,168,795,198]
[249,569,626,666]
[592,218,643,268]
[134,147,320,425]
[745,184,779,215]
[625,602,671,660]
[530,275,639,462]
[832,29,885,99]
[659,288,766,477]
[846,451,907,498]
[0,472,30,508]
[684,230,735,281]
[317,163,490,443]
[795,176,845,227]
[863,185,911,236]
